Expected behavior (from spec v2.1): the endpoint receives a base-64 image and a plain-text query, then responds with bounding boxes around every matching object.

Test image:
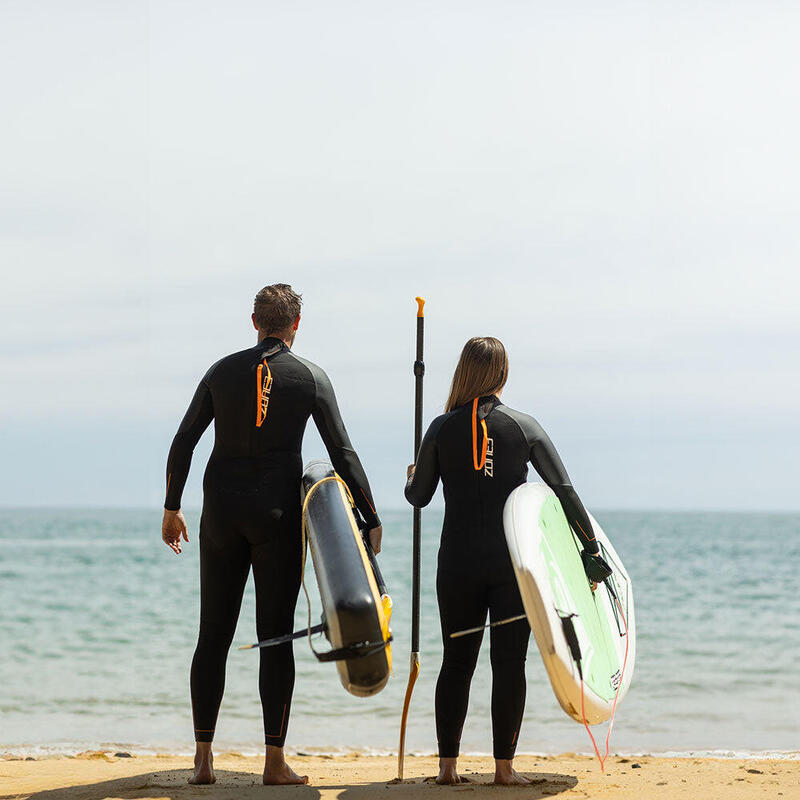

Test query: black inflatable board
[301,460,391,697]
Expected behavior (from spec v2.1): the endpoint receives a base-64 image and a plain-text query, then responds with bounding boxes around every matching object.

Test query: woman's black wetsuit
[405,395,597,760]
[165,337,380,747]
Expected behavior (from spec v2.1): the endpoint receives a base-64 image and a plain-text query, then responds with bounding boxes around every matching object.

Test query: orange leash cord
[471,398,488,470]
[579,595,630,772]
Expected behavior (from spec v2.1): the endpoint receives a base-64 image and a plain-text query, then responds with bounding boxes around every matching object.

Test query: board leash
[576,593,630,772]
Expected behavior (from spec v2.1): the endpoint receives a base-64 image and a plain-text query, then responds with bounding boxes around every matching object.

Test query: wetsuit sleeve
[404,418,442,508]
[311,369,381,530]
[164,380,214,511]
[516,413,599,555]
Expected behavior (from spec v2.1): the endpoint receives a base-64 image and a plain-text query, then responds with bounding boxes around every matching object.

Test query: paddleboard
[301,460,392,697]
[503,482,635,724]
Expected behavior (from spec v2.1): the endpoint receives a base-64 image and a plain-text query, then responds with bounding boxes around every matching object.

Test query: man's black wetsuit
[405,395,597,760]
[165,337,380,747]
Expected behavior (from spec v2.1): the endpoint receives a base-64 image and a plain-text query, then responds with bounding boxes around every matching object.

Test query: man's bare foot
[436,756,462,785]
[188,743,216,785]
[263,745,309,786]
[493,759,531,786]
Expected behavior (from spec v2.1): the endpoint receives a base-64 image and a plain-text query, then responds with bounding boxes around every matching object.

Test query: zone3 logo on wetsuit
[484,437,494,477]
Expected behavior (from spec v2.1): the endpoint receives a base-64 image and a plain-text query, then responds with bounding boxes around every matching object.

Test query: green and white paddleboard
[503,483,635,724]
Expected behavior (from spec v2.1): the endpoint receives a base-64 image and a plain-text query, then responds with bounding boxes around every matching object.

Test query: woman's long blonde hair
[445,337,509,412]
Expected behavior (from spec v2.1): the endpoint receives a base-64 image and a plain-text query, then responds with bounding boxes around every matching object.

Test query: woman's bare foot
[436,756,462,785]
[493,758,531,785]
[188,742,216,785]
[263,745,309,786]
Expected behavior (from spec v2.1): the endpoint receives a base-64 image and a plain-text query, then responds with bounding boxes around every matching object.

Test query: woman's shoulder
[494,403,545,439]
[425,408,462,438]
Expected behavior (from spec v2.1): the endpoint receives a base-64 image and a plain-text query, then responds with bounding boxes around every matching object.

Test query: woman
[405,337,611,786]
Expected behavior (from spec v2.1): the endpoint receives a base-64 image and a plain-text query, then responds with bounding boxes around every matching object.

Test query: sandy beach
[1,753,797,800]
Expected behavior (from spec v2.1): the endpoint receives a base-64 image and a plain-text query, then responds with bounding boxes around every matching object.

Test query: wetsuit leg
[435,567,488,758]
[248,501,302,748]
[488,577,530,760]
[190,501,251,742]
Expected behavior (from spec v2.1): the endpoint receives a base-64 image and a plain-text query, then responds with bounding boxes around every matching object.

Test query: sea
[0,507,797,759]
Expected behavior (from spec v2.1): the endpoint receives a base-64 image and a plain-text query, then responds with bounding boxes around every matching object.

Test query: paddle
[449,613,528,639]
[238,623,325,650]
[397,296,425,781]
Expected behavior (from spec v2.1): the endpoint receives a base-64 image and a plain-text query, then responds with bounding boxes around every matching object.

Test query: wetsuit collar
[461,394,501,416]
[256,336,289,355]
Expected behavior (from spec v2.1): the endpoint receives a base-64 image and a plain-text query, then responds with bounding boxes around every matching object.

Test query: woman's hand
[368,525,383,555]
[162,509,189,554]
[581,550,612,582]
[406,464,416,479]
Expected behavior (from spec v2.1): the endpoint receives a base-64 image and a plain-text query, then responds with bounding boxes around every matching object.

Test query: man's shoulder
[202,345,257,380]
[283,351,330,386]
[284,349,321,371]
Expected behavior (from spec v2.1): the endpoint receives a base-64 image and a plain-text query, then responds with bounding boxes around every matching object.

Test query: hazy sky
[2,1,798,510]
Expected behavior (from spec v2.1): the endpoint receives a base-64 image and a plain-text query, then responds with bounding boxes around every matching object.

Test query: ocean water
[0,507,797,758]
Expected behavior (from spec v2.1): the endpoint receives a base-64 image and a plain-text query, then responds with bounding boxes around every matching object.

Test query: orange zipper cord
[256,359,272,427]
[471,398,488,471]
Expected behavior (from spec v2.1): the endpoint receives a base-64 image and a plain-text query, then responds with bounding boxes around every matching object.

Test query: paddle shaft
[398,297,425,781]
[239,622,325,650]
[449,613,527,639]
[412,309,424,653]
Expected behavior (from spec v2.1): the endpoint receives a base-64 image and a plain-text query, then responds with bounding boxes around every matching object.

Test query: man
[161,284,382,786]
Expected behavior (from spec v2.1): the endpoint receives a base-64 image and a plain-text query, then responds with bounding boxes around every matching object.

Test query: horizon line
[1,505,798,515]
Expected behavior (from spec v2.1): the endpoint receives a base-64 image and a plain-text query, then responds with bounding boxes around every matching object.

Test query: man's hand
[406,464,415,479]
[368,525,382,555]
[162,508,189,554]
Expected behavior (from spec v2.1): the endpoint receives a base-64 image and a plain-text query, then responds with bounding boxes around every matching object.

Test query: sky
[1,1,798,510]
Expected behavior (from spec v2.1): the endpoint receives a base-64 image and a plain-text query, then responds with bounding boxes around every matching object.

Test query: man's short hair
[253,284,303,333]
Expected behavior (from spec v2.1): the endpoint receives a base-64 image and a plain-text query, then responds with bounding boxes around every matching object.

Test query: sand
[1,752,797,800]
